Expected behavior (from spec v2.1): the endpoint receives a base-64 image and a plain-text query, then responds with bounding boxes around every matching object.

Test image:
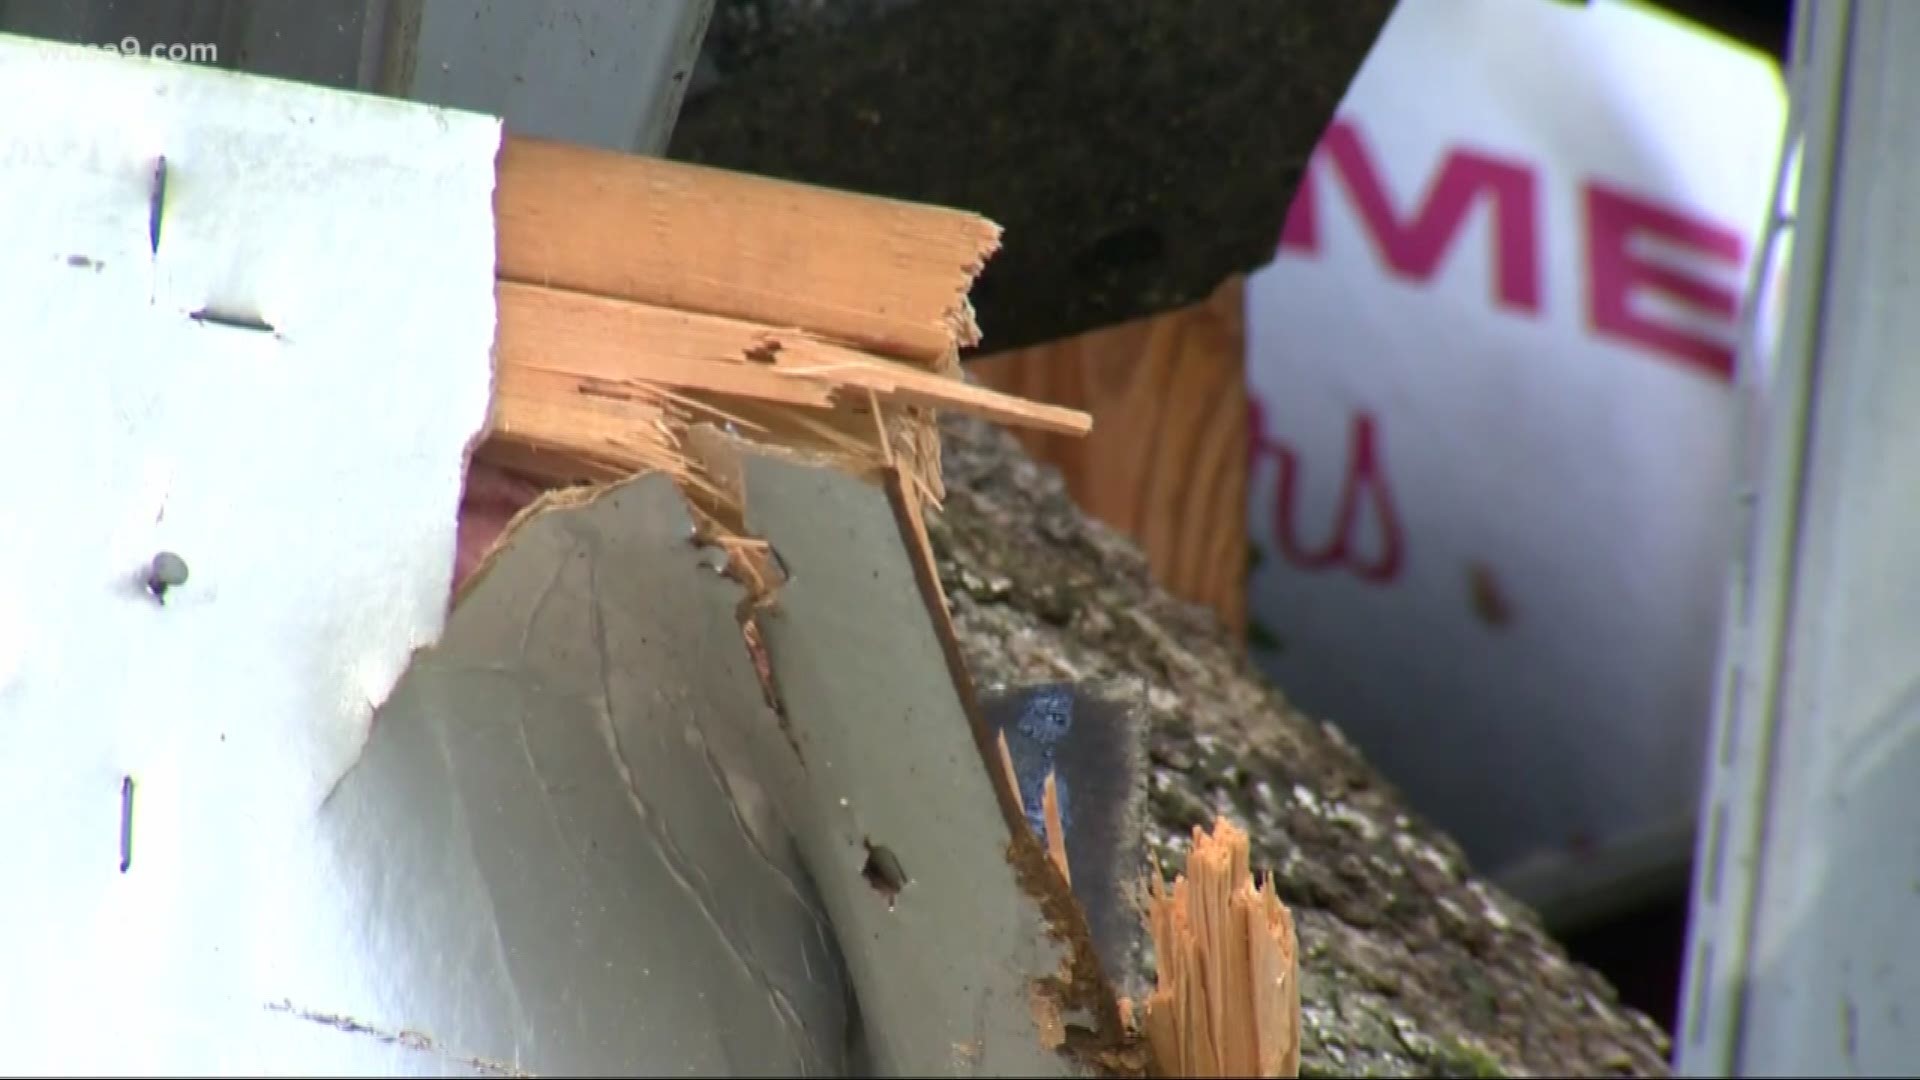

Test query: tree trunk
[931,417,1672,1078]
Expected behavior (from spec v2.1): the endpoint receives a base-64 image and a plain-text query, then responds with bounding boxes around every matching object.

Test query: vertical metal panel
[0,0,713,154]
[389,0,712,154]
[0,0,384,89]
[1678,0,1920,1074]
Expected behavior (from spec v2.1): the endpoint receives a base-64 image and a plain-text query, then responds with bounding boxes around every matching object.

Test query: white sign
[1244,0,1787,919]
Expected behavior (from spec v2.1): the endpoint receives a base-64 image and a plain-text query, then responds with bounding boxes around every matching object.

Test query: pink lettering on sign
[1585,181,1745,381]
[1277,115,1752,381]
[1281,118,1542,313]
[1249,400,1405,584]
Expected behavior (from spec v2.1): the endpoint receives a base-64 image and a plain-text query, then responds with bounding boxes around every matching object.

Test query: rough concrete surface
[672,0,1392,354]
[931,417,1674,1078]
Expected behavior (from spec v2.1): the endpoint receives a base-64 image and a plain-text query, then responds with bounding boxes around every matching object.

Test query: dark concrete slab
[671,0,1395,353]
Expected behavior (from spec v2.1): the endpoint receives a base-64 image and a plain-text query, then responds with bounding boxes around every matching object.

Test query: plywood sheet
[967,281,1248,634]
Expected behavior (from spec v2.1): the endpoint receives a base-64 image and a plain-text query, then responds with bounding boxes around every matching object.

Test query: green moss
[1419,1038,1508,1079]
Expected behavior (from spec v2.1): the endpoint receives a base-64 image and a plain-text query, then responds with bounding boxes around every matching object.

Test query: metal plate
[1678,1,1920,1073]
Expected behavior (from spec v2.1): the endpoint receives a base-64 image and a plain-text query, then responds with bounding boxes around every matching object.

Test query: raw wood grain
[967,280,1249,635]
[483,281,1090,489]
[481,138,1083,507]
[495,136,1001,370]
[1141,817,1300,1078]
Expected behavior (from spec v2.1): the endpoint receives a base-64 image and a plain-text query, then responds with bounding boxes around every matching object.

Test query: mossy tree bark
[932,418,1672,1078]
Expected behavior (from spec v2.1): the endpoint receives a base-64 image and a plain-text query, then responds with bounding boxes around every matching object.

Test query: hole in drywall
[861,840,908,909]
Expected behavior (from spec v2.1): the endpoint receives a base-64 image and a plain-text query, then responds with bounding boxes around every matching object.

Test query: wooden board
[479,134,1091,500]
[967,280,1249,636]
[494,136,999,370]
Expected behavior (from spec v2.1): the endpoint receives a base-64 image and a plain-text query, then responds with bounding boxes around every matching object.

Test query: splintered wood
[1141,817,1301,1079]
[483,137,1091,545]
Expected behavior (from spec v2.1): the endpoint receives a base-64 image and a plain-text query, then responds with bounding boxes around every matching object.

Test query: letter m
[1281,118,1542,314]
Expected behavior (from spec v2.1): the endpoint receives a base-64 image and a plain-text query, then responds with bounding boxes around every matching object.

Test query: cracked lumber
[929,416,1674,1078]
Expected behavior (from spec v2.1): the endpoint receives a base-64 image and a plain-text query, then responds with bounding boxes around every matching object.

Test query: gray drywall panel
[329,474,850,1075]
[741,455,1086,1077]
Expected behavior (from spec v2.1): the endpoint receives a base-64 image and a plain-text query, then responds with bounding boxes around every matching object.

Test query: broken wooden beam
[496,136,997,368]
[482,136,1092,498]
[968,279,1249,635]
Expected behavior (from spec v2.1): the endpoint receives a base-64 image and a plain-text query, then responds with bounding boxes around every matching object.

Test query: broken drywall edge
[454,420,868,618]
[325,473,849,1074]
[742,454,1144,1077]
[881,468,1147,1068]
[2,458,855,1073]
[453,477,614,607]
[677,421,881,600]
[432,440,1137,1073]
[0,37,499,1071]
[741,453,1076,1076]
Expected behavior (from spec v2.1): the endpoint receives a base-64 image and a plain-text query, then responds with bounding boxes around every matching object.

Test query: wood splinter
[992,731,1074,887]
[1041,769,1071,888]
[1137,816,1301,1079]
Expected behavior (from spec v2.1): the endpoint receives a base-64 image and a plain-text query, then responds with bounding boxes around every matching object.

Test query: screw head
[147,551,189,600]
